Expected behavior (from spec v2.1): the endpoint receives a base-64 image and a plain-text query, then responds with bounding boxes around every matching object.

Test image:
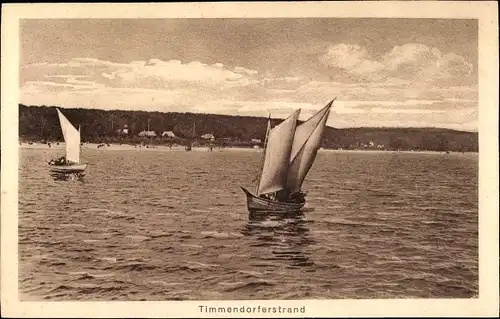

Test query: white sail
[285,101,333,194]
[56,109,80,164]
[257,109,300,195]
[289,101,333,163]
[254,117,272,194]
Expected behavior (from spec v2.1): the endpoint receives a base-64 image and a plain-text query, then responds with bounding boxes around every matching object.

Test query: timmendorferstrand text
[198,305,306,314]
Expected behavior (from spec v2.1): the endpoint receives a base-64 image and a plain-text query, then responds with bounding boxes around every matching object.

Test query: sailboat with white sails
[241,99,335,211]
[48,108,88,174]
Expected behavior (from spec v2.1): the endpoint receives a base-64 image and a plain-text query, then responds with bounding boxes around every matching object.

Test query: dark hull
[49,163,87,174]
[240,187,305,212]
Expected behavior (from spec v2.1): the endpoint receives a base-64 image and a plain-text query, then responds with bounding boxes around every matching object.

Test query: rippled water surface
[19,148,478,300]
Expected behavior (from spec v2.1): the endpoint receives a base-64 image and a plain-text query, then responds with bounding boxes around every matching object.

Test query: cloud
[319,44,386,81]
[320,43,473,85]
[20,54,477,131]
[23,79,105,91]
[113,59,259,88]
[369,107,445,114]
[382,43,439,72]
[22,58,260,90]
[330,105,477,131]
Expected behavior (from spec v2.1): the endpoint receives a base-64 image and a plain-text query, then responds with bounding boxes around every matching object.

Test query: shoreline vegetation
[19,104,478,153]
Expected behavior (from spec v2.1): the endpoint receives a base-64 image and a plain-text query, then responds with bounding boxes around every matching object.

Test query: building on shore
[250,138,262,144]
[162,131,176,138]
[116,125,129,135]
[201,133,215,141]
[138,130,157,137]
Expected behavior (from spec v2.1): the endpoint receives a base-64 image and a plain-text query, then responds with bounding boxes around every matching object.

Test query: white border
[1,2,499,317]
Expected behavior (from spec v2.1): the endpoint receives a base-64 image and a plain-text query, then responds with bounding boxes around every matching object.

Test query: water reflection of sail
[50,171,86,182]
[241,210,315,268]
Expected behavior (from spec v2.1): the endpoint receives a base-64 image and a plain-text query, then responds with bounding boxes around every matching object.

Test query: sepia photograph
[1,2,499,318]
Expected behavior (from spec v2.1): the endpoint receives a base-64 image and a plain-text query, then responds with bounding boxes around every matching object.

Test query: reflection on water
[242,210,315,268]
[50,172,86,182]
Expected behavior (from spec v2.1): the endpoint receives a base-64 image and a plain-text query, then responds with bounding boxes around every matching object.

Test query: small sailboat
[48,109,88,174]
[241,99,335,212]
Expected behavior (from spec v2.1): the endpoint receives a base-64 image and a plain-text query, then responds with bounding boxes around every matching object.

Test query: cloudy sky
[20,19,477,131]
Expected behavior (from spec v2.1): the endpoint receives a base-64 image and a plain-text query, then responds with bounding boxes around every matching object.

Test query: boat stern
[240,186,305,212]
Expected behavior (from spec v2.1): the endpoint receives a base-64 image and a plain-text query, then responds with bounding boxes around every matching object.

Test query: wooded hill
[19,104,478,152]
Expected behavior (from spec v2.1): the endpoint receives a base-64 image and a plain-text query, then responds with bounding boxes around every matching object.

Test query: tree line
[19,104,478,152]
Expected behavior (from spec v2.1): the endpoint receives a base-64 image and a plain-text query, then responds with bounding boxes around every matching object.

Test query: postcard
[1,1,498,318]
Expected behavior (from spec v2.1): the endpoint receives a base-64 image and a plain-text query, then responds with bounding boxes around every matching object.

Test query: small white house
[201,133,215,141]
[251,138,262,144]
[162,131,176,138]
[138,130,157,137]
[117,125,129,135]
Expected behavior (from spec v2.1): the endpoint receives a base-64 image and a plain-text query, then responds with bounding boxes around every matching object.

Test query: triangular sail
[257,109,300,195]
[254,116,272,194]
[285,101,333,194]
[56,109,80,164]
[289,101,333,163]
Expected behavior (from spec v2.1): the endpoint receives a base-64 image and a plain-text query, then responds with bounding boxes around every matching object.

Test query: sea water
[18,148,478,300]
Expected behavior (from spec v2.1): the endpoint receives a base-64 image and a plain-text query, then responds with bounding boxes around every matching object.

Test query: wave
[148,280,183,286]
[125,235,150,241]
[180,244,203,249]
[47,284,126,297]
[238,270,263,277]
[150,232,173,239]
[201,231,244,239]
[69,272,115,280]
[221,280,276,292]
[191,209,211,213]
[184,261,220,269]
[83,239,101,243]
[116,263,157,272]
[99,257,117,263]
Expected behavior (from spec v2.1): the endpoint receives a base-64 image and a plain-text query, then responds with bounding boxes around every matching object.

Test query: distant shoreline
[18,142,477,155]
[19,105,479,153]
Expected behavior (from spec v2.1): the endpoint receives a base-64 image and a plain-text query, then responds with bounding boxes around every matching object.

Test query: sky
[20,19,478,131]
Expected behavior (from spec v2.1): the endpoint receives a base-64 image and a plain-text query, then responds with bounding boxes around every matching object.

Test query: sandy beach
[18,142,473,155]
[18,142,260,152]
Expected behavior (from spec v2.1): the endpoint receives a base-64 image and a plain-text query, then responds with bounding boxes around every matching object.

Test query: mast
[191,122,196,147]
[148,119,152,142]
[254,114,271,194]
[79,124,82,161]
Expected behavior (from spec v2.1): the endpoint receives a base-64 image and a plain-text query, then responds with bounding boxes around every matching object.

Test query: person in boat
[48,156,67,166]
[259,191,305,203]
[259,193,275,201]
[290,191,307,204]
